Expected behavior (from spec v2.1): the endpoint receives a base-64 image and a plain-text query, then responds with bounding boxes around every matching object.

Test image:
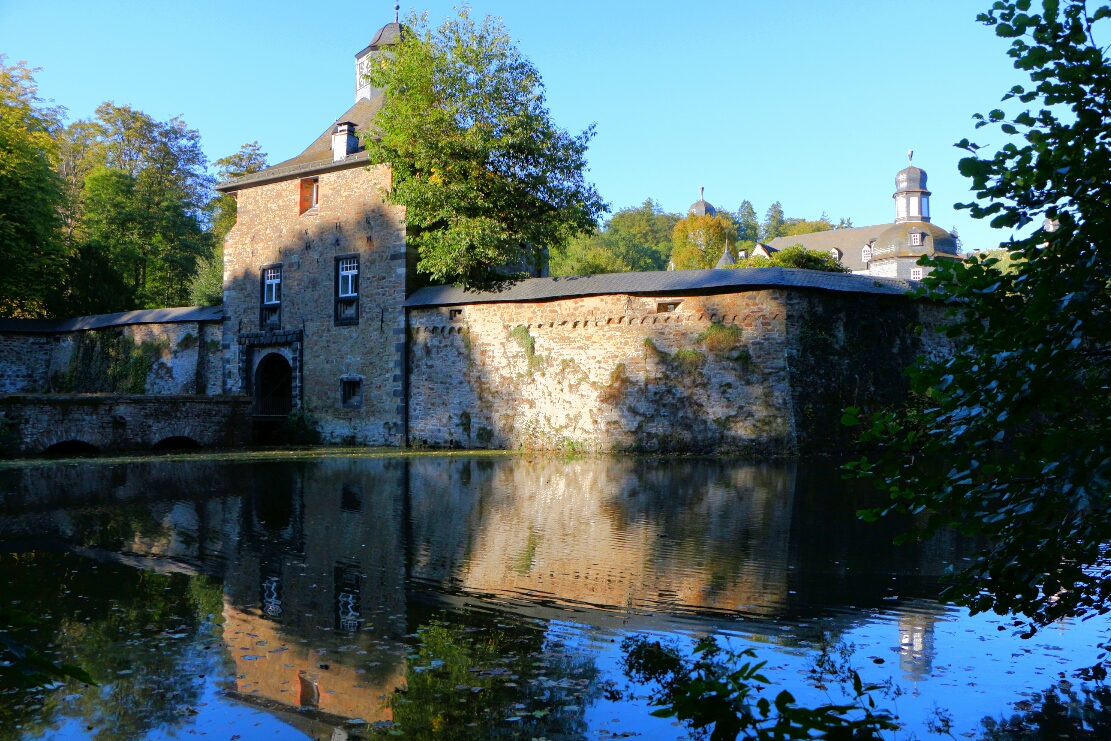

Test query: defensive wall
[0,307,223,396]
[405,268,949,455]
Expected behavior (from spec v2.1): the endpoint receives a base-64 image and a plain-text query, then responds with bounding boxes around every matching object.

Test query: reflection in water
[0,455,1085,740]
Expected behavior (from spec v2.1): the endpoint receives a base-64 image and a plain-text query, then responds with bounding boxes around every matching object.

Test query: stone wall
[408,289,947,454]
[0,321,222,395]
[0,394,252,454]
[221,163,408,445]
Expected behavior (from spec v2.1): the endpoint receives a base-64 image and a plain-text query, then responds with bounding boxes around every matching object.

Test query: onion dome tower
[688,186,717,217]
[894,150,931,223]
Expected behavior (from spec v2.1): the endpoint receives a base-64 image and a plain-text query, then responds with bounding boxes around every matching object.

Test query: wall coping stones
[0,394,253,406]
[0,306,223,334]
[404,267,918,308]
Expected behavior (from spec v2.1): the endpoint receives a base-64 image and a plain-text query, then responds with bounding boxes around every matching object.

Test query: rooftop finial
[700,186,704,201]
[908,149,914,164]
[395,3,400,22]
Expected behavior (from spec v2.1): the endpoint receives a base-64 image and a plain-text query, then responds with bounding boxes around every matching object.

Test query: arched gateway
[253,354,293,417]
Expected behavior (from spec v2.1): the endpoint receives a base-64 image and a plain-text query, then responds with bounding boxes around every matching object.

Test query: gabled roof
[216,95,384,193]
[0,306,223,334]
[768,224,890,272]
[405,267,915,308]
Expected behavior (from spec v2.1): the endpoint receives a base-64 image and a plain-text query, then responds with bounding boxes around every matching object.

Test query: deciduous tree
[364,9,606,288]
[845,0,1111,640]
[0,57,67,317]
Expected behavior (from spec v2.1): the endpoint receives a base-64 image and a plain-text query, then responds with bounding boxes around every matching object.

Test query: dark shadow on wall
[42,440,101,456]
[151,436,202,451]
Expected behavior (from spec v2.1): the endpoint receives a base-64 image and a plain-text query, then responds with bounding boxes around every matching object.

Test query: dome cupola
[355,5,403,102]
[894,150,931,223]
[688,186,717,218]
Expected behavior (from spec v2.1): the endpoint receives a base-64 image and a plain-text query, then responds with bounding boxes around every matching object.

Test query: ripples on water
[0,455,1107,740]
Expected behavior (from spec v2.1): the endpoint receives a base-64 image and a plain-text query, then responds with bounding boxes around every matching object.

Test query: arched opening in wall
[151,436,202,452]
[42,440,100,456]
[254,354,293,417]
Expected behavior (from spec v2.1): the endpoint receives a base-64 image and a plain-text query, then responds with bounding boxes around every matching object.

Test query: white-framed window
[829,248,841,262]
[263,267,281,304]
[862,245,872,263]
[911,267,924,281]
[338,257,358,297]
[910,232,923,246]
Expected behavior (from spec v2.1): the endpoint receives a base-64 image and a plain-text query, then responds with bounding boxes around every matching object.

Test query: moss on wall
[787,291,924,451]
[48,330,169,394]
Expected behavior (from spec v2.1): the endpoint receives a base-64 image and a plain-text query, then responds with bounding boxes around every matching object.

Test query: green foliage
[384,612,597,739]
[509,324,543,369]
[52,103,215,315]
[622,635,898,741]
[550,199,677,276]
[738,245,849,273]
[697,322,744,356]
[0,57,67,317]
[364,9,606,288]
[271,409,322,446]
[843,0,1111,638]
[48,330,166,394]
[760,201,786,242]
[671,348,707,375]
[734,200,760,245]
[671,212,740,270]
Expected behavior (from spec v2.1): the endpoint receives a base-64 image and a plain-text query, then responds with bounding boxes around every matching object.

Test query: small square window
[911,267,924,281]
[449,309,463,320]
[299,178,319,215]
[341,378,362,408]
[657,301,681,313]
[910,232,923,247]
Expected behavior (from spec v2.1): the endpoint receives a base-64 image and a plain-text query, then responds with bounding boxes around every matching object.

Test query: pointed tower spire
[395,2,400,23]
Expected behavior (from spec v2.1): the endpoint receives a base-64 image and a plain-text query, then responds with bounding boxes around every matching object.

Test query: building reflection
[0,454,972,729]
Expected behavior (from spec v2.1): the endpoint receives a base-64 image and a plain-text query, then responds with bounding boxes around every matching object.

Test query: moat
[1,454,1108,740]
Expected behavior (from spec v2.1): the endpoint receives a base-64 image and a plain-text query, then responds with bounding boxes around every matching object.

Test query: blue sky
[2,0,1025,250]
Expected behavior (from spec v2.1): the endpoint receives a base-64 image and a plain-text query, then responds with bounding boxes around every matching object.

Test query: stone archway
[254,353,293,416]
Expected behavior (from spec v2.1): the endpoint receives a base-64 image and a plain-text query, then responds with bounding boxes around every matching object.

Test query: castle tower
[893,150,931,223]
[355,6,402,102]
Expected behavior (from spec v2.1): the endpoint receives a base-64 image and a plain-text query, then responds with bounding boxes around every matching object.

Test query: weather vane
[908,149,914,164]
[700,186,705,201]
[395,3,400,22]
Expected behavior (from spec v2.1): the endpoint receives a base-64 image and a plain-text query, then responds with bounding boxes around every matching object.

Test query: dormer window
[829,248,841,262]
[910,232,923,247]
[862,245,872,263]
[299,177,319,215]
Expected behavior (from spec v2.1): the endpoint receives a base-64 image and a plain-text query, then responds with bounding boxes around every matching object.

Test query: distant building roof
[405,267,915,308]
[356,21,402,59]
[768,224,890,272]
[714,247,736,269]
[216,95,384,192]
[0,306,222,334]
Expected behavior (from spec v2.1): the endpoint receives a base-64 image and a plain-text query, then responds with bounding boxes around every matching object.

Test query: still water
[0,454,1107,740]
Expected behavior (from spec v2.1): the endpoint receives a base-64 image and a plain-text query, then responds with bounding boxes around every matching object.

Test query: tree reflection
[0,551,225,741]
[383,608,599,740]
[979,683,1111,740]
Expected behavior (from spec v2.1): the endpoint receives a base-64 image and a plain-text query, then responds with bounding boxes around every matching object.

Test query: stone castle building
[766,152,962,278]
[0,17,954,456]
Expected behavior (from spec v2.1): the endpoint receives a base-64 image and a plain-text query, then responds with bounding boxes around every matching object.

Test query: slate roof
[356,22,402,59]
[405,267,915,307]
[768,224,890,272]
[0,306,223,334]
[215,95,384,193]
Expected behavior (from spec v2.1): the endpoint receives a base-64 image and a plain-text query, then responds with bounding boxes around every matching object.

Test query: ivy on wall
[48,330,168,394]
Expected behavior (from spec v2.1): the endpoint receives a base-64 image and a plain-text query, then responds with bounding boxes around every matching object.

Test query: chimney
[331,121,358,161]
